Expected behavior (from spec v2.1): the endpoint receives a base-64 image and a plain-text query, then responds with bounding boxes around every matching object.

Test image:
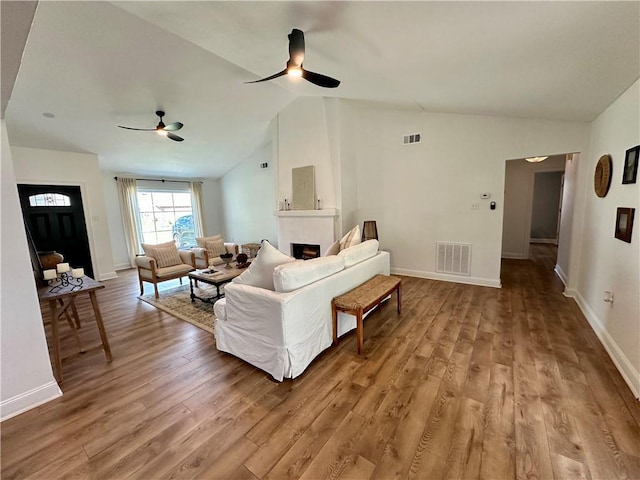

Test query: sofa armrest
[179,249,196,267]
[135,255,156,270]
[225,243,239,255]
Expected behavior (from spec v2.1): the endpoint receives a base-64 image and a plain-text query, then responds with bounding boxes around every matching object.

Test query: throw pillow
[196,234,222,248]
[338,239,379,267]
[324,241,340,256]
[339,225,361,251]
[205,238,227,258]
[142,241,182,268]
[233,240,295,290]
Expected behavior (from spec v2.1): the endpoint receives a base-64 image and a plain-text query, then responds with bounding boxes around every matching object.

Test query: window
[28,193,71,207]
[136,182,195,248]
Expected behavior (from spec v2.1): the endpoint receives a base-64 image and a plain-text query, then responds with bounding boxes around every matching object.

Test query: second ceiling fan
[247,29,340,88]
[118,111,184,142]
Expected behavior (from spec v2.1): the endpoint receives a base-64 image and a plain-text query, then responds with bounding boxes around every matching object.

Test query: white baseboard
[501,252,528,260]
[114,262,132,271]
[554,264,568,286]
[529,238,558,244]
[564,290,640,399]
[1,381,62,422]
[391,267,501,288]
[99,271,118,281]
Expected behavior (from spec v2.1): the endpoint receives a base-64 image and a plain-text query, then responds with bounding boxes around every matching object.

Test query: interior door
[18,184,94,278]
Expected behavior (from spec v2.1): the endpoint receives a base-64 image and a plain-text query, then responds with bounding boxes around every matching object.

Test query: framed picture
[622,145,639,184]
[615,207,635,243]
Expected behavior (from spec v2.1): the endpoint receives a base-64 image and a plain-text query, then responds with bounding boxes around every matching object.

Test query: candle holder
[47,271,83,293]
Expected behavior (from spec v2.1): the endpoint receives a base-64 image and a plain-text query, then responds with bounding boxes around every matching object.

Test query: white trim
[501,252,528,260]
[274,209,338,218]
[563,290,640,399]
[529,238,558,244]
[98,271,118,281]
[391,267,501,288]
[114,262,132,271]
[1,381,62,422]
[554,264,568,286]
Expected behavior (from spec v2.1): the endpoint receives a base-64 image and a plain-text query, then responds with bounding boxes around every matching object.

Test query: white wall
[502,156,566,259]
[200,179,224,238]
[1,120,61,421]
[350,104,590,287]
[101,172,130,270]
[220,142,277,246]
[11,146,116,281]
[277,97,339,211]
[567,79,640,397]
[556,152,579,284]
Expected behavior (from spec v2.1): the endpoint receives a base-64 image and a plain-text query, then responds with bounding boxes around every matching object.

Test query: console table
[38,275,112,382]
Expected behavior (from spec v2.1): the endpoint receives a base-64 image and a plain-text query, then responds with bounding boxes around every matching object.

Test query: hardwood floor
[2,244,639,479]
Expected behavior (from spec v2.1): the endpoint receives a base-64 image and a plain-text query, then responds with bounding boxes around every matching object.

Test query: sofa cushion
[205,238,226,258]
[273,255,345,293]
[196,234,222,248]
[324,241,340,257]
[338,239,379,267]
[339,225,361,251]
[232,240,295,290]
[142,241,182,268]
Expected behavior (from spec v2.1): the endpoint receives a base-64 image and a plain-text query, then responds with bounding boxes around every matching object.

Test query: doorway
[18,184,94,278]
[501,153,576,285]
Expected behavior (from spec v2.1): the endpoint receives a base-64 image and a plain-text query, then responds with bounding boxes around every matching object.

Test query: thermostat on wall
[480,193,491,199]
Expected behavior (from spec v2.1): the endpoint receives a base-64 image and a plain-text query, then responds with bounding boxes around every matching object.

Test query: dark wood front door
[18,184,94,278]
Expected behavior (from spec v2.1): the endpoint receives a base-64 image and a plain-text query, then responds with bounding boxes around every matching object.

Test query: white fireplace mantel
[274,208,338,218]
[274,209,339,256]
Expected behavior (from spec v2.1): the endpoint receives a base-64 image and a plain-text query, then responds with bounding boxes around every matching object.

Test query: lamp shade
[362,221,378,241]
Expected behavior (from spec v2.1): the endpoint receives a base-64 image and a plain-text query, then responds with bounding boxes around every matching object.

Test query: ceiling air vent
[403,133,421,145]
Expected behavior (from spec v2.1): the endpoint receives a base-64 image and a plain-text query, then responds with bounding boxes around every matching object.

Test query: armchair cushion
[135,255,155,269]
[140,263,194,280]
[196,234,222,248]
[205,238,227,258]
[142,241,182,268]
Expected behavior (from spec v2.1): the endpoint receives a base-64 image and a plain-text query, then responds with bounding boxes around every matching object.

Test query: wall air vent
[436,242,471,276]
[403,133,421,145]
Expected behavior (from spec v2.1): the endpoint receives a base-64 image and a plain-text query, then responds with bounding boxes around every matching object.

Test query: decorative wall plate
[594,154,612,197]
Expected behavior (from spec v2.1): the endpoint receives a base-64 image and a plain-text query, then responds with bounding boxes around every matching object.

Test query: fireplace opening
[291,243,321,260]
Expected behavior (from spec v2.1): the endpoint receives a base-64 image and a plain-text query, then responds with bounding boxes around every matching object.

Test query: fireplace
[275,208,338,257]
[291,243,321,260]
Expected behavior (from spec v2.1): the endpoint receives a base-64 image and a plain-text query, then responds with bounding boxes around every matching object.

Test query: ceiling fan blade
[301,68,340,88]
[288,29,305,67]
[163,122,183,131]
[118,125,156,131]
[166,132,184,142]
[245,68,288,84]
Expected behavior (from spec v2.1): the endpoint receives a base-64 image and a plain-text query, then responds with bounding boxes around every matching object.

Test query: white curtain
[190,181,205,237]
[116,177,141,267]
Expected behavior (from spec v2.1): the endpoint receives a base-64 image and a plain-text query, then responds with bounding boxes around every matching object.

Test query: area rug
[139,284,220,334]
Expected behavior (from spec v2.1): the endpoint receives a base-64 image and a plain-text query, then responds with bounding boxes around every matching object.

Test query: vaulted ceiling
[4,1,639,178]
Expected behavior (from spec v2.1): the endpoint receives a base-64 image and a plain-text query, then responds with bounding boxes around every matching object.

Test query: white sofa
[213,240,390,381]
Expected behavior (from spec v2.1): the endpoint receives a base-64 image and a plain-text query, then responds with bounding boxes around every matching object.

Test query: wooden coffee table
[188,265,246,304]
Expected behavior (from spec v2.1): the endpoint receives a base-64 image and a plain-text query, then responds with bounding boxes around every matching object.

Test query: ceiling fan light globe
[287,67,302,77]
[157,129,168,136]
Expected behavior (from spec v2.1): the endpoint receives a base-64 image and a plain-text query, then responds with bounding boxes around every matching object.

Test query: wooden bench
[331,274,402,354]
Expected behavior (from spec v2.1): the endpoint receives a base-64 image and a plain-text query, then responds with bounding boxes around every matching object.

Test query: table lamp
[362,220,378,241]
